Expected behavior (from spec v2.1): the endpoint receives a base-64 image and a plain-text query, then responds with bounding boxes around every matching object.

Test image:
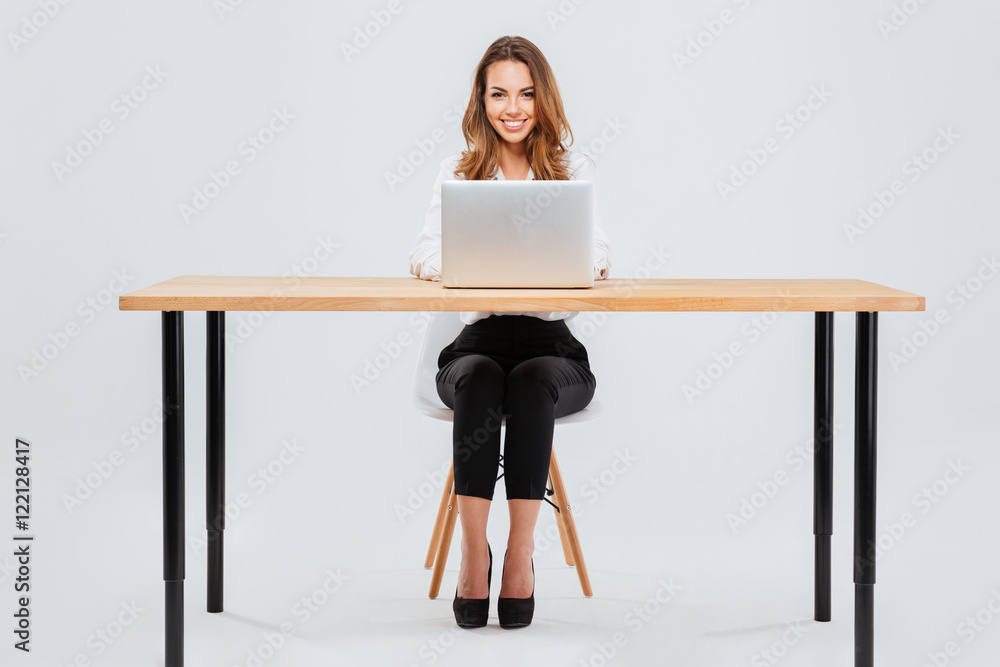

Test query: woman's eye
[492,92,504,98]
[524,92,534,98]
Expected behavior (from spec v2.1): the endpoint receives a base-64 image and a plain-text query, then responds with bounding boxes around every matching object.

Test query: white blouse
[406,150,612,326]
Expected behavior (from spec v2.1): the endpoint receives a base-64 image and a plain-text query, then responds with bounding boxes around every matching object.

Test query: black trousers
[435,314,597,501]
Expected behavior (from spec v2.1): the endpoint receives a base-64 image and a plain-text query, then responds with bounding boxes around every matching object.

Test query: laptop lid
[441,180,595,288]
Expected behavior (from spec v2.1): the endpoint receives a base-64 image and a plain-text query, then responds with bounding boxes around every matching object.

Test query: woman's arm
[407,158,454,281]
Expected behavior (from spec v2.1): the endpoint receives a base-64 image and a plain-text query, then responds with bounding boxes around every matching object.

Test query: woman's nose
[506,98,521,115]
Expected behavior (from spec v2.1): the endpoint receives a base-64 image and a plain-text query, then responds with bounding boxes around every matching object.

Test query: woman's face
[483,60,535,145]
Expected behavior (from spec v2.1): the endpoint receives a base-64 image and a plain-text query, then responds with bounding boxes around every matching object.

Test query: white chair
[412,312,600,598]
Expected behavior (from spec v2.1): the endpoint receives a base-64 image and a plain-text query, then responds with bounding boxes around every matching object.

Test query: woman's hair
[454,36,575,181]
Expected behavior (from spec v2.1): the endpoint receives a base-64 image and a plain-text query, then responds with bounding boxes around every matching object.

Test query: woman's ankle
[504,540,535,559]
[460,536,490,556]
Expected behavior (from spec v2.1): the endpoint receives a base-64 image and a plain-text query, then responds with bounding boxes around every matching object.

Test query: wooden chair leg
[425,463,454,568]
[549,449,593,597]
[428,485,458,599]
[548,463,575,567]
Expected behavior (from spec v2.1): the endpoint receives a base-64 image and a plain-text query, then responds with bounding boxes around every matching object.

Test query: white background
[1,1,998,665]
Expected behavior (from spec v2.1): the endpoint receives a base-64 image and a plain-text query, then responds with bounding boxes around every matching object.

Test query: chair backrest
[411,312,602,424]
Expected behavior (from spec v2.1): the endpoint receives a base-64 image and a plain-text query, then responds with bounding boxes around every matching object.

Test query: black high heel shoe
[453,543,492,628]
[497,548,534,628]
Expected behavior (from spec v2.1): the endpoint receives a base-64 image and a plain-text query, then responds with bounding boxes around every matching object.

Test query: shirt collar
[495,164,534,181]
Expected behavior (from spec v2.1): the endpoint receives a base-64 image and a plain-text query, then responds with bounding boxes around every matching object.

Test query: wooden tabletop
[118,276,924,312]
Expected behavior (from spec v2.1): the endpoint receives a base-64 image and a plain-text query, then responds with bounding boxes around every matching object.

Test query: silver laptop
[441,180,595,288]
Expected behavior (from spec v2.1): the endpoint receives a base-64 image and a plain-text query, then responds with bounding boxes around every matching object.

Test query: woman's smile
[485,60,535,142]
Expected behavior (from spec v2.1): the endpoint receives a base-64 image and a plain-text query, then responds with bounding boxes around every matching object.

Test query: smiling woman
[406,35,612,288]
[406,35,611,633]
[456,36,576,181]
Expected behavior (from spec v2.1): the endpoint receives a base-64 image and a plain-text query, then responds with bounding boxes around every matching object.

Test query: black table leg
[855,312,877,666]
[814,312,833,622]
[207,311,226,613]
[162,311,185,667]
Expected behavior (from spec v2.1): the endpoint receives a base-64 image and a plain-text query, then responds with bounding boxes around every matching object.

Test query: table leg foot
[855,583,874,667]
[814,534,831,622]
[208,530,224,613]
[166,580,184,667]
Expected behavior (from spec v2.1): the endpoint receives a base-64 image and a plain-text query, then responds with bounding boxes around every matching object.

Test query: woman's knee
[505,361,557,402]
[438,355,504,390]
[506,358,595,413]
[452,355,505,392]
[506,356,591,394]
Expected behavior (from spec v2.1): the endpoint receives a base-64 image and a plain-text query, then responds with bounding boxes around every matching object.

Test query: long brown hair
[454,36,575,181]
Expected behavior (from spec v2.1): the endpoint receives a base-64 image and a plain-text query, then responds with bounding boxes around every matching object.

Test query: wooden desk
[119,276,925,667]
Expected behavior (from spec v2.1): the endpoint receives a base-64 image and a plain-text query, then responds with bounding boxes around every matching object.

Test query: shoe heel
[497,549,534,628]
[453,543,492,628]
